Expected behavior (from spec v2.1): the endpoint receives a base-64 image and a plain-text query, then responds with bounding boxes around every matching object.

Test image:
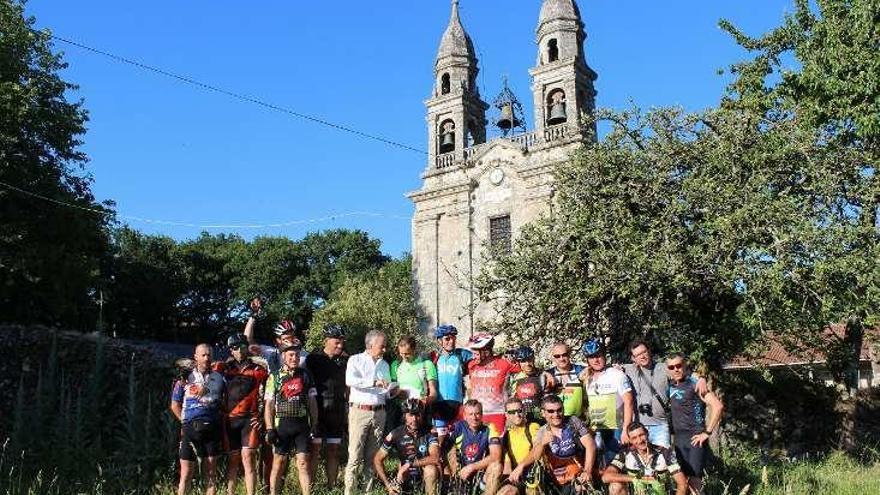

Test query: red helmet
[274,320,297,337]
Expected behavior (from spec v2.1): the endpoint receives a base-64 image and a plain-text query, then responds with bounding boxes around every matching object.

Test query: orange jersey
[213,358,269,418]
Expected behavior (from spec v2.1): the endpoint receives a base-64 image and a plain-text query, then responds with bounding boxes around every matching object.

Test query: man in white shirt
[344,330,397,495]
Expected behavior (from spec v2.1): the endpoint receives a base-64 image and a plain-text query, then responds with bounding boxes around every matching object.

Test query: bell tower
[530,0,597,137]
[426,0,488,170]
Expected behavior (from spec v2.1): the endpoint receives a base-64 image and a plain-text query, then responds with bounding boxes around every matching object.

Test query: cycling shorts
[275,417,311,455]
[432,400,462,435]
[312,405,346,444]
[226,416,261,452]
[482,413,506,436]
[179,419,222,461]
[674,433,708,476]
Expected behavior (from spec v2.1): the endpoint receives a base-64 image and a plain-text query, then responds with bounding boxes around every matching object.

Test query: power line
[45,32,428,155]
[0,180,410,230]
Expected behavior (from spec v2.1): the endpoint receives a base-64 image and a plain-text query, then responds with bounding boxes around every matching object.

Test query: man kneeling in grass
[602,422,687,495]
[374,399,440,495]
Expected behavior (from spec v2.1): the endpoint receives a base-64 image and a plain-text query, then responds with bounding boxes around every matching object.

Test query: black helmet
[512,346,535,362]
[323,324,346,339]
[227,333,248,349]
[401,398,424,416]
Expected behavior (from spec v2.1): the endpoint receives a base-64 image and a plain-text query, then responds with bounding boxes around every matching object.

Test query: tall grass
[0,333,179,494]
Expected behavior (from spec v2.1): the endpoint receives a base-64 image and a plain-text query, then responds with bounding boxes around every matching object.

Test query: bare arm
[620,390,634,444]
[414,443,441,468]
[264,398,276,431]
[373,447,399,493]
[426,379,438,404]
[509,433,549,482]
[601,464,631,484]
[688,390,724,448]
[170,400,182,422]
[578,433,596,481]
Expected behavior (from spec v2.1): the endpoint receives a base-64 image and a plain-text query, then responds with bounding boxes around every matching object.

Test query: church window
[441,73,451,95]
[489,215,512,255]
[548,39,559,62]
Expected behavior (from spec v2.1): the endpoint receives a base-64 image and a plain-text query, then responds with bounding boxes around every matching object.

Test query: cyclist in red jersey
[213,333,268,495]
[465,333,519,434]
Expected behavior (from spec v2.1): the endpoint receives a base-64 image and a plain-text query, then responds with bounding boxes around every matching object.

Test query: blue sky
[26,0,793,257]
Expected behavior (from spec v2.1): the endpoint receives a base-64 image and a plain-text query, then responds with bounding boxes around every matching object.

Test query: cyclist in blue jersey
[447,399,503,495]
[430,324,473,441]
[170,343,226,495]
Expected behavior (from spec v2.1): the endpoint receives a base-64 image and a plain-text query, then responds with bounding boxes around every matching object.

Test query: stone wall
[0,324,177,436]
[718,368,880,457]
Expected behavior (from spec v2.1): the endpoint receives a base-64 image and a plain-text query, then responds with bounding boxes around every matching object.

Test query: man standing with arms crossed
[344,330,397,495]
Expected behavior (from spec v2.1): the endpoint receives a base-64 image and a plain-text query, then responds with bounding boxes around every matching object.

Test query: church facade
[408,0,598,337]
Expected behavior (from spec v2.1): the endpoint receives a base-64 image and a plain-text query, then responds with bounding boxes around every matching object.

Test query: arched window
[439,119,455,153]
[441,73,451,95]
[548,39,559,62]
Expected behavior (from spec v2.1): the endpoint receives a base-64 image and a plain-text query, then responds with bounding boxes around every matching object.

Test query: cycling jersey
[534,416,590,485]
[449,421,501,466]
[391,357,438,400]
[467,356,519,415]
[509,371,547,420]
[611,444,680,478]
[171,369,225,423]
[586,367,631,430]
[306,350,348,411]
[213,358,268,418]
[503,423,540,488]
[264,367,317,424]
[432,348,472,403]
[668,374,704,434]
[547,364,586,418]
[382,425,438,462]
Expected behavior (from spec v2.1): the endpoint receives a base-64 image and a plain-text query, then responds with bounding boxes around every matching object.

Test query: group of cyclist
[170,303,724,495]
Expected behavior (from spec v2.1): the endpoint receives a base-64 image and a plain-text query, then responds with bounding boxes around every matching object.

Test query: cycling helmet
[582,337,606,357]
[434,324,458,339]
[469,332,495,350]
[227,333,248,349]
[401,398,424,416]
[279,338,303,354]
[512,345,535,362]
[323,324,346,339]
[274,320,297,337]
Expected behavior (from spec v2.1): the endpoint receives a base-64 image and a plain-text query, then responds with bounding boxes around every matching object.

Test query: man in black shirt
[306,324,349,489]
[374,399,440,495]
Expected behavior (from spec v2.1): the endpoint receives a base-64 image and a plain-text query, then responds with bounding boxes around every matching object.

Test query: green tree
[478,1,880,373]
[0,0,113,328]
[102,227,183,340]
[309,256,419,354]
[174,232,246,341]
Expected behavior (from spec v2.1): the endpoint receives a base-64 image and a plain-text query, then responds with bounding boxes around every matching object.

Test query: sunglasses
[543,408,563,415]
[552,353,570,359]
[505,409,524,415]
[667,363,684,370]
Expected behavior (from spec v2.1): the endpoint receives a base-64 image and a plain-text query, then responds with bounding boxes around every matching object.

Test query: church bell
[547,101,567,125]
[439,130,455,153]
[496,103,518,131]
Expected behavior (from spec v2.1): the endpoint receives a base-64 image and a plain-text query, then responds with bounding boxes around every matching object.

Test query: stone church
[408,0,597,337]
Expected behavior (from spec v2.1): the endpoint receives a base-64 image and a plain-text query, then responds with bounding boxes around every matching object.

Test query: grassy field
[3,447,878,495]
